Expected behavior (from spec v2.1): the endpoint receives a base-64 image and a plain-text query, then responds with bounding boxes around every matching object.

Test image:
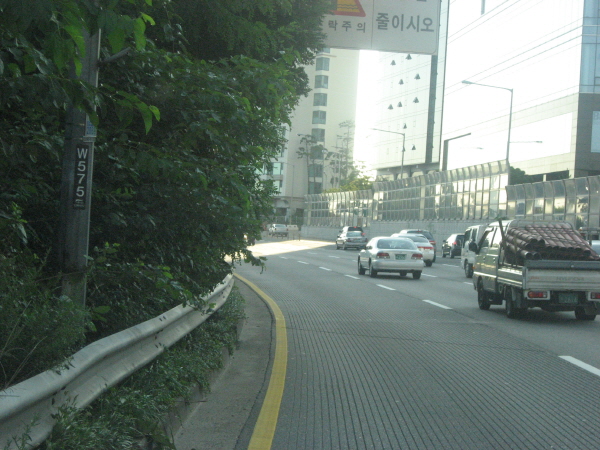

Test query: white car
[391,233,434,267]
[358,236,425,279]
[268,224,288,237]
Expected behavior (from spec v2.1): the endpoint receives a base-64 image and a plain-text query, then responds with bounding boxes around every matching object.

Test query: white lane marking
[345,275,359,279]
[319,267,332,271]
[464,282,473,285]
[329,256,341,259]
[560,356,600,377]
[442,264,460,268]
[298,261,309,264]
[377,284,396,291]
[308,252,318,254]
[280,257,288,259]
[423,300,452,310]
[422,273,437,278]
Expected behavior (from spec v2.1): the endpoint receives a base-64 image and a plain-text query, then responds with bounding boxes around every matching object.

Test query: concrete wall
[300,220,490,250]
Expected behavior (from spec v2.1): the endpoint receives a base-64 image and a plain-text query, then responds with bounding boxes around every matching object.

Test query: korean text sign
[322,0,441,55]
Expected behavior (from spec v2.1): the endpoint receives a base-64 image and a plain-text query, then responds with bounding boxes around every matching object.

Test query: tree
[0,0,330,384]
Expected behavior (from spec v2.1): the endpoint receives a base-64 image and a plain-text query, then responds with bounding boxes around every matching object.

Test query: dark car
[442,233,465,258]
[336,230,368,250]
[397,229,437,262]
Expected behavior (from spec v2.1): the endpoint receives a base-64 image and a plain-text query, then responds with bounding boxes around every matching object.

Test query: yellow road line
[234,274,287,450]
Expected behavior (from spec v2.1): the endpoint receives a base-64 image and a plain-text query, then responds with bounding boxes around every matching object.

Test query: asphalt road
[179,238,600,450]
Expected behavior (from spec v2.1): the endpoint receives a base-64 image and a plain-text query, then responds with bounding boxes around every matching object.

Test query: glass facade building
[443,0,600,180]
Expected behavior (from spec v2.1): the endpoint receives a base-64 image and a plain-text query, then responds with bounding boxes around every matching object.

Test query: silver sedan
[358,237,425,279]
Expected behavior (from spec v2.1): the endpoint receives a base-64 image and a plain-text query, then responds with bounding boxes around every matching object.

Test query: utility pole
[58,26,101,306]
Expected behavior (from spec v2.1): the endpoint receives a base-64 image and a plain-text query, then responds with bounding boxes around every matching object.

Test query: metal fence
[305,160,600,231]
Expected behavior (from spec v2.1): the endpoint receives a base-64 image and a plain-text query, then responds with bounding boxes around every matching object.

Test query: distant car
[268,224,288,237]
[442,233,465,258]
[591,240,600,255]
[358,236,424,279]
[396,229,437,262]
[392,233,435,267]
[336,230,368,250]
[340,226,364,235]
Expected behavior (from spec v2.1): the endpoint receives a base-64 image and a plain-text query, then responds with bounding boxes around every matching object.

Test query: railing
[0,275,234,450]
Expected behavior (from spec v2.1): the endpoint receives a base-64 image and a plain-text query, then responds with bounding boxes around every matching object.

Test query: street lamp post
[371,128,406,179]
[462,80,513,186]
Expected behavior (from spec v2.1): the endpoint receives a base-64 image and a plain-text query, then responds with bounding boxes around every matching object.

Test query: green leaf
[133,17,147,51]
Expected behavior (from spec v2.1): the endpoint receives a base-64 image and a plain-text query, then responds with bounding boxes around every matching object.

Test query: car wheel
[369,261,378,278]
[575,306,596,321]
[358,258,366,275]
[336,243,340,249]
[413,271,422,279]
[464,262,473,278]
[433,254,436,262]
[399,271,407,277]
[477,280,491,310]
[343,243,347,250]
[425,261,432,267]
[450,253,455,259]
[442,252,446,258]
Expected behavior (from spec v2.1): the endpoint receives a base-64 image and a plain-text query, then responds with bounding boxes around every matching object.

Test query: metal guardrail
[0,274,234,449]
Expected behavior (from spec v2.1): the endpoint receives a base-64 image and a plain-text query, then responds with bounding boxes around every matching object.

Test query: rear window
[401,230,433,240]
[378,239,417,250]
[347,231,362,237]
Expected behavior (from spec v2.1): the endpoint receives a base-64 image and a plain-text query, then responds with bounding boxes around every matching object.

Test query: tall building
[370,0,600,182]
[265,48,360,222]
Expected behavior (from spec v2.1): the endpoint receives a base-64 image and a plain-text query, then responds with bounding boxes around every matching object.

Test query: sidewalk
[173,279,274,450]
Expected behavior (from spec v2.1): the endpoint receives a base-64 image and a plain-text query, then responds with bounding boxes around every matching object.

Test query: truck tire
[477,280,490,310]
[505,296,518,318]
[575,306,596,321]
[464,262,473,278]
[413,271,422,279]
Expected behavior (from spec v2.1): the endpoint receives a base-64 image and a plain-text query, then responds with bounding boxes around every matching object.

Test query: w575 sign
[73,144,90,209]
[322,0,441,55]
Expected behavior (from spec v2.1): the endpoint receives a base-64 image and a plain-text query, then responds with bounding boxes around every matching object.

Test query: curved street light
[462,80,513,186]
[370,128,407,179]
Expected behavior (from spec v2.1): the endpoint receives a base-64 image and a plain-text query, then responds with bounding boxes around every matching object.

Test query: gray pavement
[173,279,273,450]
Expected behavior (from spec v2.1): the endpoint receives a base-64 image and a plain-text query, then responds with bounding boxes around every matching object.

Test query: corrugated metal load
[503,221,599,265]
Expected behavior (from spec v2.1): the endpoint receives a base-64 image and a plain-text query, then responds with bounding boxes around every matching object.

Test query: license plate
[395,254,406,260]
[558,293,579,304]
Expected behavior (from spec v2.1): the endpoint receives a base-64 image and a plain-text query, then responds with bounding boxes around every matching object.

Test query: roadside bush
[0,253,91,388]
[36,287,246,450]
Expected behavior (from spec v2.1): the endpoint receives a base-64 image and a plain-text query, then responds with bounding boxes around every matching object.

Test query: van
[461,224,487,278]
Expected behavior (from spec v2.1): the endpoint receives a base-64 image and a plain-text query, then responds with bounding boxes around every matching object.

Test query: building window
[316,57,330,71]
[314,93,328,106]
[315,75,329,89]
[264,162,273,175]
[309,164,323,178]
[309,181,323,194]
[312,128,325,142]
[312,110,327,124]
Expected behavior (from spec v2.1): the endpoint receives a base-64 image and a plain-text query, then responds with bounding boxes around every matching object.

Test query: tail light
[422,246,433,250]
[376,252,390,259]
[527,290,549,299]
[590,292,600,299]
[452,241,458,246]
[411,253,423,260]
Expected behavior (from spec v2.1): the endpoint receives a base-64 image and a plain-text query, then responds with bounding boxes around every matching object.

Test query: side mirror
[468,241,478,253]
